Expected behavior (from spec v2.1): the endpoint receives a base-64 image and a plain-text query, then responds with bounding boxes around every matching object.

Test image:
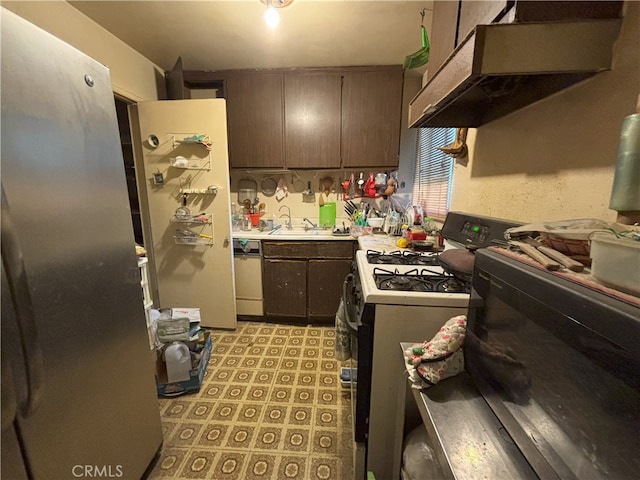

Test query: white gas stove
[355,244,470,308]
[349,212,522,480]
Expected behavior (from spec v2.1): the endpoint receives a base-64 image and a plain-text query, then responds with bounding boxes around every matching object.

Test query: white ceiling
[69,0,433,76]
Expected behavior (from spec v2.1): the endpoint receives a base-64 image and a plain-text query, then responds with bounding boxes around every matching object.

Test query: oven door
[467,249,640,480]
[342,272,359,426]
[342,269,373,445]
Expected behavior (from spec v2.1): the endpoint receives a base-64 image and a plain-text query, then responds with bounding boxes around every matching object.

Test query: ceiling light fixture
[260,0,294,29]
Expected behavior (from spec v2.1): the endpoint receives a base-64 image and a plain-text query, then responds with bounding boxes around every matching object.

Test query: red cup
[249,213,261,226]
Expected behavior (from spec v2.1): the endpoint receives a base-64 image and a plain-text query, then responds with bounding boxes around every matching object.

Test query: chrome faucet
[279,205,292,230]
[302,218,317,230]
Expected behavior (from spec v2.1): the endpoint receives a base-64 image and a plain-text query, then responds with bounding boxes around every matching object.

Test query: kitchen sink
[269,226,335,238]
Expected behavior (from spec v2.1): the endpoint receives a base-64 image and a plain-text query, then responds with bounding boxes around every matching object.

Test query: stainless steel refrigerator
[1,9,163,479]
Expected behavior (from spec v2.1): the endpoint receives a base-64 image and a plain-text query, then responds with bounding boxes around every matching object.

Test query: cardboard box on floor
[155,331,212,397]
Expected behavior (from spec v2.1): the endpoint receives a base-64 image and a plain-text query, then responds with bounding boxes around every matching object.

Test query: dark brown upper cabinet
[225,72,285,169]
[458,1,510,45]
[426,1,460,83]
[341,69,404,168]
[165,56,188,100]
[284,72,342,169]
[184,66,404,169]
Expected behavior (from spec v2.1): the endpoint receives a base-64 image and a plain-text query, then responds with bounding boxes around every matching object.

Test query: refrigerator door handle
[1,185,44,416]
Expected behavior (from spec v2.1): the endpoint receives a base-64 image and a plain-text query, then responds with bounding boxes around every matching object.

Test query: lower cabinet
[262,241,355,324]
[263,259,307,318]
[307,259,352,319]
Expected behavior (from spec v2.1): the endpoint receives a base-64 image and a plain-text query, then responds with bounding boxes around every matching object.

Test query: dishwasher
[232,239,264,316]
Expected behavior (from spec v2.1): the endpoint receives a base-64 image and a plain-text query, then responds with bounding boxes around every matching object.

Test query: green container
[319,202,336,228]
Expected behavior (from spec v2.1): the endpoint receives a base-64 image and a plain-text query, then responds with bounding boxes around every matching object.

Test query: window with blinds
[412,128,456,221]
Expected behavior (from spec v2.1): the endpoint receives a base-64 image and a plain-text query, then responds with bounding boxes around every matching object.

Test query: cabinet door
[166,56,187,100]
[426,1,460,82]
[341,70,403,168]
[284,72,342,168]
[263,259,307,317]
[225,73,284,168]
[307,259,352,321]
[458,1,508,44]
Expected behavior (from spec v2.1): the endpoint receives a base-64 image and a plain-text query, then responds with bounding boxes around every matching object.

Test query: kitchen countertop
[232,228,406,247]
[232,228,356,241]
[232,227,503,254]
[357,233,404,251]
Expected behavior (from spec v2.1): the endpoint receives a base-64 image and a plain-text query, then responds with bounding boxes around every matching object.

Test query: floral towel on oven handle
[404,315,467,388]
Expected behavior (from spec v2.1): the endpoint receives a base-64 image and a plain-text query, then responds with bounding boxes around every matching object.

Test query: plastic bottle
[164,342,191,382]
[231,202,241,231]
[241,214,252,231]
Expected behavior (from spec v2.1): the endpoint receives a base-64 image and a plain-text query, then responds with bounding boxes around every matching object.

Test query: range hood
[409,19,622,128]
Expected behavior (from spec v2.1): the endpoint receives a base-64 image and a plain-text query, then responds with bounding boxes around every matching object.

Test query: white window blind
[412,128,455,221]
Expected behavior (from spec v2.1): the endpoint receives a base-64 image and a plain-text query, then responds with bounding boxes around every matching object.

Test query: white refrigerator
[129,99,237,329]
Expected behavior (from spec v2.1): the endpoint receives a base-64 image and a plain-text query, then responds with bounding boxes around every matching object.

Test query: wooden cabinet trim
[262,241,355,259]
[183,65,404,85]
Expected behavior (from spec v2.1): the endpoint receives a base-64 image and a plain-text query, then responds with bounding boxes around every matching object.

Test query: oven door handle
[342,273,359,330]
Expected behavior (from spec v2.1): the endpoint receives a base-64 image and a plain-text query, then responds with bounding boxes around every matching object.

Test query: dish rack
[384,212,410,236]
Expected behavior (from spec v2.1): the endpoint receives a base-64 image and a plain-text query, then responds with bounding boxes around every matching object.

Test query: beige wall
[449,2,640,223]
[3,1,165,102]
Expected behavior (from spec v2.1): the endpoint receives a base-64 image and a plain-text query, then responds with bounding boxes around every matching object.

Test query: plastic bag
[401,425,442,480]
[506,218,622,241]
[334,298,351,361]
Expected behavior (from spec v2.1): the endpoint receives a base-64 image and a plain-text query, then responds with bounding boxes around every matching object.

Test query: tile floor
[148,322,354,480]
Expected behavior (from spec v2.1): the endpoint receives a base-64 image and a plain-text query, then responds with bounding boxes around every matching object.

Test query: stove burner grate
[373,267,470,293]
[366,249,440,266]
